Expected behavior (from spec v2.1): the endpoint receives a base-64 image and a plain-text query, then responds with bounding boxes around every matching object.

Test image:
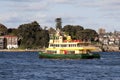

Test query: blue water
[0,52,120,80]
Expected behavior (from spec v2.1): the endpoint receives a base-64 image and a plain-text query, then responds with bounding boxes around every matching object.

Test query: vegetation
[0,24,7,36]
[0,18,98,49]
[62,25,84,39]
[7,28,18,36]
[62,25,98,41]
[17,21,49,49]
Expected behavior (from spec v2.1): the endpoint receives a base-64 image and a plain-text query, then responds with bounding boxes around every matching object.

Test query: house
[4,35,18,49]
[98,30,120,46]
[0,36,6,49]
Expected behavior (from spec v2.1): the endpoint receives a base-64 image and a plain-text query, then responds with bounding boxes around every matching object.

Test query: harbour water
[0,52,120,80]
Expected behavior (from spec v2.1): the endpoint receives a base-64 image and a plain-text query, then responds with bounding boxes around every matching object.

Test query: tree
[17,21,49,48]
[76,29,98,41]
[0,23,7,36]
[7,28,18,36]
[62,25,84,39]
[48,27,56,34]
[62,25,98,42]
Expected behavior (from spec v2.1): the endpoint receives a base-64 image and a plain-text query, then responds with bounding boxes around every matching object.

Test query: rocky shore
[101,45,120,52]
[96,45,120,52]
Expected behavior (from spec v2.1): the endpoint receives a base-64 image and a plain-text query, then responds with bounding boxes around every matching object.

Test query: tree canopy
[62,25,98,41]
[62,25,84,39]
[17,21,49,49]
[0,23,7,36]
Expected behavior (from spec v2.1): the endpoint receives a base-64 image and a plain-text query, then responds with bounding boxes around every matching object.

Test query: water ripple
[0,52,120,80]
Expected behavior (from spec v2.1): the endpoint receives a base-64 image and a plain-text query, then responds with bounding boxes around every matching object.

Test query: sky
[0,0,120,32]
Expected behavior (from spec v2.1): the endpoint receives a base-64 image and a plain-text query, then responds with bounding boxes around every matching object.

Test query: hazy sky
[0,0,120,32]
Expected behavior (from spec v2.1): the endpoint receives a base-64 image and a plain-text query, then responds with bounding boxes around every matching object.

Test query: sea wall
[100,45,120,52]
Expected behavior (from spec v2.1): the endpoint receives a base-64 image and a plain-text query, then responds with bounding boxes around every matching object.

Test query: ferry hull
[39,52,100,59]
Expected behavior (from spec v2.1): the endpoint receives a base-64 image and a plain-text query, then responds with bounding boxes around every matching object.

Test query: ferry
[39,29,100,59]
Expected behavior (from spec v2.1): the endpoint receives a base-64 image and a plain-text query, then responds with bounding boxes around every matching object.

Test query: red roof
[4,35,18,38]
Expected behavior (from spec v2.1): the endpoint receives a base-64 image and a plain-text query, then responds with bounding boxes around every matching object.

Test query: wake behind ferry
[39,29,100,59]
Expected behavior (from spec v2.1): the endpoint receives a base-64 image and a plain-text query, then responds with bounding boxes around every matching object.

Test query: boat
[39,29,100,59]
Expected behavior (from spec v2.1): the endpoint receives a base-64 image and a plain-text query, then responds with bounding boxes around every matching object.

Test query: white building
[4,35,18,49]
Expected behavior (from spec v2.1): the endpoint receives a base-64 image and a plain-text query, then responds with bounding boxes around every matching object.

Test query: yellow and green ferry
[39,29,100,59]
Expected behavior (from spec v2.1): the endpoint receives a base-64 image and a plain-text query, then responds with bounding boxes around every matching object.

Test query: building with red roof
[4,35,18,49]
[0,35,18,49]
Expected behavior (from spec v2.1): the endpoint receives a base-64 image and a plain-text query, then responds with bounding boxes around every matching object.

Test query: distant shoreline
[0,49,43,52]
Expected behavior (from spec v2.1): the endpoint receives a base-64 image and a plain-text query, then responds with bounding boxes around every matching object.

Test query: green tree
[7,28,18,36]
[62,25,98,42]
[17,21,49,48]
[76,29,98,41]
[62,25,84,39]
[48,27,56,34]
[0,23,7,36]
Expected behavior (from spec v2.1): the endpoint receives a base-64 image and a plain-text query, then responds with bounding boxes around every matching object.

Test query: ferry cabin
[46,31,96,54]
[46,42,96,54]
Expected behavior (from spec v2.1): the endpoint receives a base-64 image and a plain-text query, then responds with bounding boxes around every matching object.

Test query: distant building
[55,18,62,30]
[0,36,6,49]
[4,35,18,49]
[98,31,120,46]
[98,28,106,34]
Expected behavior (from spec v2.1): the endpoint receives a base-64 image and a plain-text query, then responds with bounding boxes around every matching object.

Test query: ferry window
[72,44,75,47]
[68,44,71,47]
[67,51,75,54]
[74,44,76,47]
[61,44,67,47]
[56,44,59,47]
[73,44,75,47]
[54,36,59,40]
[50,44,52,47]
[54,44,58,47]
[53,44,55,47]
[55,44,57,47]
[72,44,74,47]
[52,44,54,47]
[54,51,57,53]
[77,44,80,47]
[65,45,67,47]
[73,44,74,47]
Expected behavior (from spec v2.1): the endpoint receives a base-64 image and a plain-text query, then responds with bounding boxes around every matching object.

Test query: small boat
[39,29,100,59]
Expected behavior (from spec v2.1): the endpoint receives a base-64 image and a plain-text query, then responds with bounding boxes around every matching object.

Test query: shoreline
[0,49,43,52]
